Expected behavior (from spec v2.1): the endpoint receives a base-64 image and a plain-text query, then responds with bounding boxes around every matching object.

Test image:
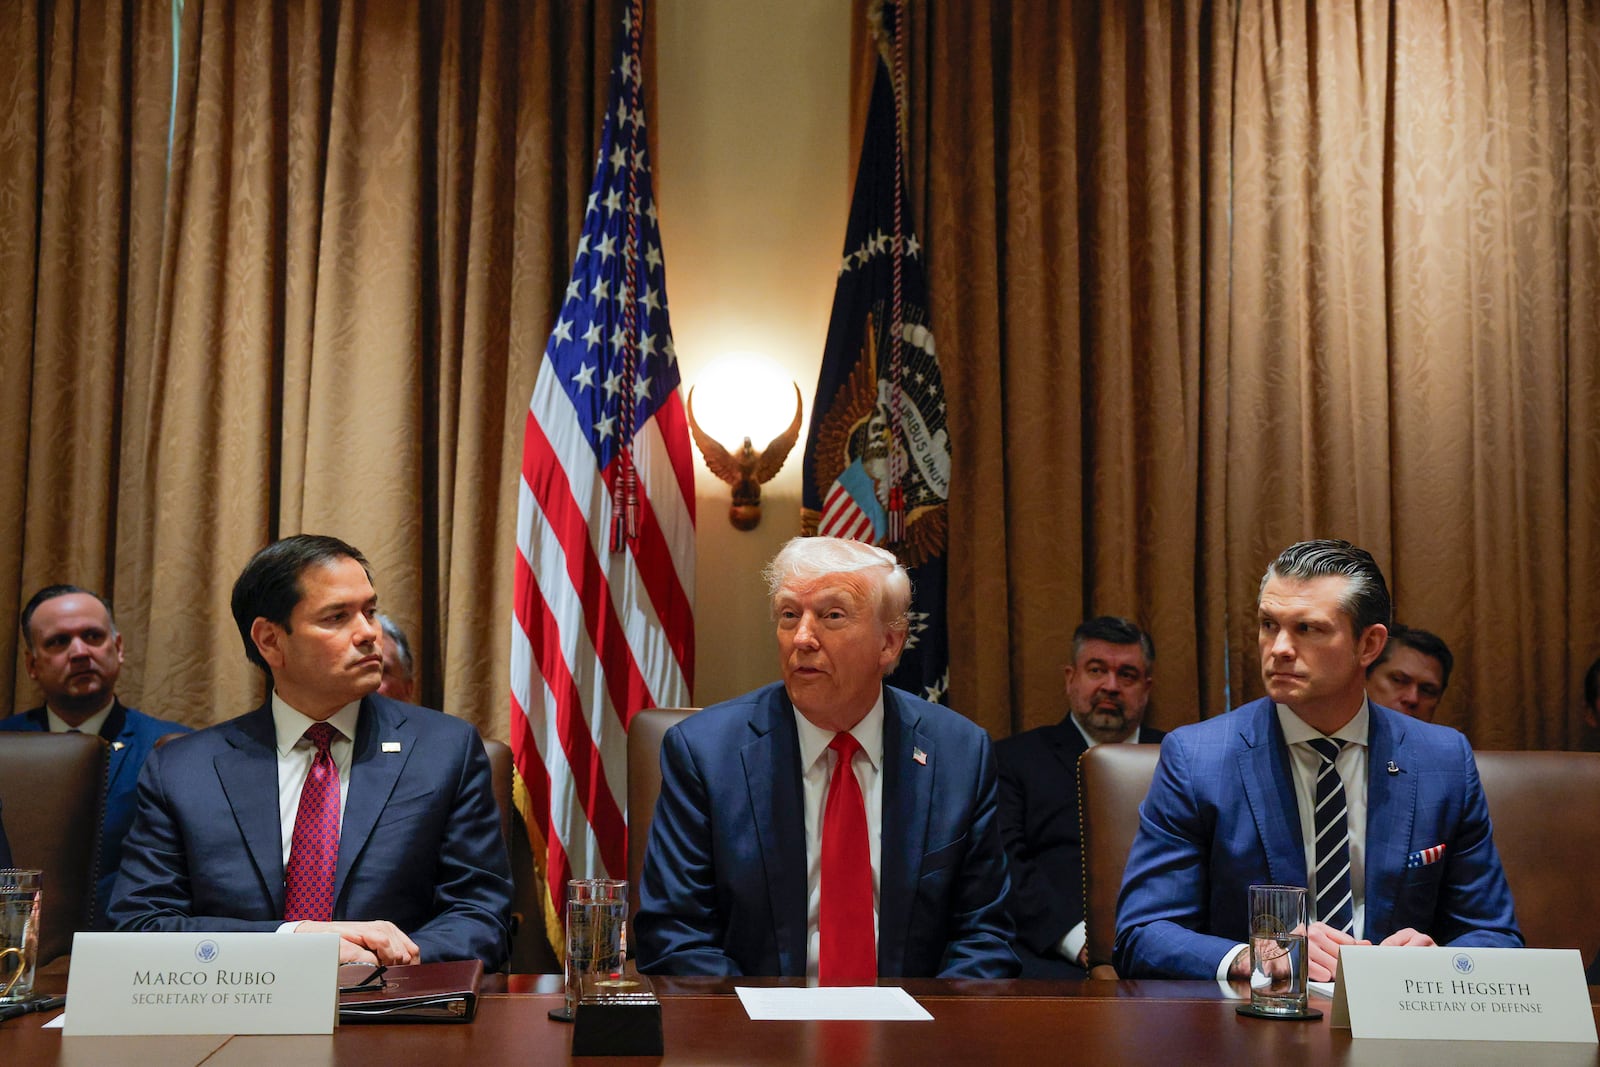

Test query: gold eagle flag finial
[686,382,804,530]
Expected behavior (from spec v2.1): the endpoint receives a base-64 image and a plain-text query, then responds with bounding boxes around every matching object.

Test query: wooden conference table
[9,973,1600,1066]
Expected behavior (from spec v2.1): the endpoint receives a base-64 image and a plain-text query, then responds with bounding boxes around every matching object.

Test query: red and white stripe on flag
[820,480,875,542]
[510,374,694,923]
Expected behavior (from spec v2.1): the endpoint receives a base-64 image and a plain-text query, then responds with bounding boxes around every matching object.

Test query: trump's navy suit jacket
[107,694,512,969]
[635,683,1018,979]
[0,701,189,927]
[1114,697,1521,978]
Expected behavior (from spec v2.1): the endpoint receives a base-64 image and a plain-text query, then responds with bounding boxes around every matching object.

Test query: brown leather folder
[338,959,484,1023]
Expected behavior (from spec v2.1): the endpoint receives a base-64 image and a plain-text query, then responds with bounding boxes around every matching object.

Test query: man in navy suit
[376,613,418,703]
[1115,540,1520,980]
[109,535,511,968]
[636,536,1017,979]
[996,616,1164,977]
[0,585,191,927]
[1365,623,1452,722]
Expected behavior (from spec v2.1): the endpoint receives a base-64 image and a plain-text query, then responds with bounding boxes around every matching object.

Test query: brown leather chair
[626,708,697,938]
[1079,743,1161,978]
[1474,750,1600,961]
[0,732,108,965]
[486,733,560,974]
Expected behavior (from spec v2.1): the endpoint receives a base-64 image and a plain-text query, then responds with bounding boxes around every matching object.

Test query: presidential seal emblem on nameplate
[1330,945,1597,1043]
[62,931,339,1035]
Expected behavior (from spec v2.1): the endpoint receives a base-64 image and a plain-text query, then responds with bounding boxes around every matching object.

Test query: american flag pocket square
[1406,844,1447,868]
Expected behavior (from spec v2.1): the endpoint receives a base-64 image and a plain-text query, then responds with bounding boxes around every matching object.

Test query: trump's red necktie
[284,722,341,922]
[819,732,875,984]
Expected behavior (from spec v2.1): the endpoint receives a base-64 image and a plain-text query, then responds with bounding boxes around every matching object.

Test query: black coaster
[548,1005,575,1023]
[1236,1003,1323,1021]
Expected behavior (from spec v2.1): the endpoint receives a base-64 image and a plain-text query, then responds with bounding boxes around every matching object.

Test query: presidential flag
[801,33,950,703]
[510,2,695,953]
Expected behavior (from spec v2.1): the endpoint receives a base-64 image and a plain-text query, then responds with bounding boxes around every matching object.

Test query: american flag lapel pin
[382,741,402,753]
[913,747,927,766]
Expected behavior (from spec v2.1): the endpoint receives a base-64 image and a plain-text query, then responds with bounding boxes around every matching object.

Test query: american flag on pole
[801,4,950,703]
[510,0,695,953]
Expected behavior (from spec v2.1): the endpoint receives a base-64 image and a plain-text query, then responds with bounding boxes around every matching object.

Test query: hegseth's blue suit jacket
[107,694,512,969]
[635,683,1019,978]
[1114,698,1521,978]
[0,701,189,927]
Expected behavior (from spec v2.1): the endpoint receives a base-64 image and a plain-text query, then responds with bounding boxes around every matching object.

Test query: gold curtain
[910,1,1600,747]
[2,0,633,738]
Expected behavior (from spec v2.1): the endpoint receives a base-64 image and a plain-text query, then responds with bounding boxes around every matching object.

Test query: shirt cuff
[1217,943,1248,980]
[1059,921,1088,965]
[276,921,304,934]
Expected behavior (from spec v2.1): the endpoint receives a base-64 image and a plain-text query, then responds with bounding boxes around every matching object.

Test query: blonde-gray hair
[763,536,911,634]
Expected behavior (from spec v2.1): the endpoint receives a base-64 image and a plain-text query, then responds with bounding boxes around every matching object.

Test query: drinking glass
[0,869,42,1004]
[563,878,627,1019]
[1248,884,1309,1015]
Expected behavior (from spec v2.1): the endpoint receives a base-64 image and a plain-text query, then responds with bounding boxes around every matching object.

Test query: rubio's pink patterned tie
[284,722,341,922]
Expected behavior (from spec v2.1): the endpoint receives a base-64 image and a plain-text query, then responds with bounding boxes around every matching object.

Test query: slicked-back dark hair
[1369,623,1454,688]
[1072,615,1155,668]
[231,534,372,674]
[1259,539,1391,637]
[20,584,117,650]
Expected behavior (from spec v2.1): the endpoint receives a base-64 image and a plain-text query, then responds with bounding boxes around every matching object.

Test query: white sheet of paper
[735,985,933,1021]
[43,1013,65,1028]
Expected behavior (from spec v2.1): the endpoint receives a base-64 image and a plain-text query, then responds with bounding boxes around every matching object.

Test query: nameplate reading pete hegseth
[1331,945,1596,1043]
[63,932,339,1035]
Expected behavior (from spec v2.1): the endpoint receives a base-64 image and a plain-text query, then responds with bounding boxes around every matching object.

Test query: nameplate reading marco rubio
[1331,946,1597,1043]
[63,932,339,1035]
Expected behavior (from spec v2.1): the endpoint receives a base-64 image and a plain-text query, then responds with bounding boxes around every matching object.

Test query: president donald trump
[636,536,1017,980]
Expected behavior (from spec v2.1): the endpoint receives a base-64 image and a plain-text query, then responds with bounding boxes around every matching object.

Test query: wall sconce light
[685,357,804,531]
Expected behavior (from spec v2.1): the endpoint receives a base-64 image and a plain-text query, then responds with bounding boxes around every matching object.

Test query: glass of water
[1248,884,1309,1015]
[563,878,627,1018]
[0,869,42,1004]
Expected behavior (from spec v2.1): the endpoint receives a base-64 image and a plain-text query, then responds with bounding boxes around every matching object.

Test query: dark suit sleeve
[935,736,1021,978]
[634,725,744,976]
[0,799,12,869]
[1113,735,1240,978]
[995,743,1076,955]
[1427,737,1521,948]
[94,712,189,929]
[108,745,282,934]
[403,732,514,969]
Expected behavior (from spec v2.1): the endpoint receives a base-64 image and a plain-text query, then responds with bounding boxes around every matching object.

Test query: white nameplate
[1330,946,1596,1043]
[63,931,339,1035]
